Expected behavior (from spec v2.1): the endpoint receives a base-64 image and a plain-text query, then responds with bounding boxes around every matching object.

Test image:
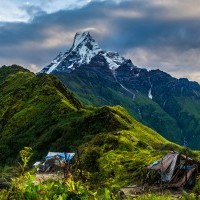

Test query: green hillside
[56,69,182,145]
[78,106,191,188]
[40,32,200,149]
[0,65,195,189]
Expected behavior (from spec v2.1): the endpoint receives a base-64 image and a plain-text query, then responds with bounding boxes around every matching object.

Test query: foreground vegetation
[0,148,200,199]
[1,66,200,199]
[0,147,115,199]
[2,173,200,199]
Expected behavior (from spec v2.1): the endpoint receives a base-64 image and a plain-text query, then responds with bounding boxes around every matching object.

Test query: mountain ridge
[40,32,200,149]
[1,65,192,188]
[40,32,134,75]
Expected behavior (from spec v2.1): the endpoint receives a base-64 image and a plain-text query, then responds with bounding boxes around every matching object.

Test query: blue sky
[0,0,200,82]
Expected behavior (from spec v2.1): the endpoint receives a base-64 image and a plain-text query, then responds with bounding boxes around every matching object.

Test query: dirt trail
[35,173,63,183]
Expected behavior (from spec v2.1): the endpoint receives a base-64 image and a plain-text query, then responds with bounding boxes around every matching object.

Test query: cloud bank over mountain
[0,0,200,82]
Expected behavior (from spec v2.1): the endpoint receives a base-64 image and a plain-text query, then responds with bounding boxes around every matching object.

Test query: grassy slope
[56,71,182,145]
[175,97,200,148]
[78,106,195,189]
[0,65,83,163]
[0,65,197,189]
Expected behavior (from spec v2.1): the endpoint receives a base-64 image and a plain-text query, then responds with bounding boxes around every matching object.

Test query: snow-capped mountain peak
[69,31,102,65]
[103,51,127,71]
[71,32,101,53]
[40,32,133,74]
[72,32,88,49]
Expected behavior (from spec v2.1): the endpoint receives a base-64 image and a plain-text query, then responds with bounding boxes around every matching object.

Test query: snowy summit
[40,32,132,74]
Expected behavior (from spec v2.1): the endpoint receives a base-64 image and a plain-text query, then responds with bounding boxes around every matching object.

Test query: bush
[0,147,116,200]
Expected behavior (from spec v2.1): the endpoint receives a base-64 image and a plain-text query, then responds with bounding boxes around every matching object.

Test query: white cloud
[0,1,29,22]
[0,0,134,23]
[111,9,144,19]
[110,0,200,20]
[0,0,93,23]
[146,0,200,20]
[28,64,40,72]
[41,0,92,13]
[1,0,200,23]
[0,57,39,72]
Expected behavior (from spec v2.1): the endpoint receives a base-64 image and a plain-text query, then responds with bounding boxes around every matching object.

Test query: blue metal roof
[45,152,75,161]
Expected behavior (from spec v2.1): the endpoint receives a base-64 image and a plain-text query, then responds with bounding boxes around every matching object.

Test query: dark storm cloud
[0,0,200,81]
[109,18,200,50]
[100,1,200,51]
